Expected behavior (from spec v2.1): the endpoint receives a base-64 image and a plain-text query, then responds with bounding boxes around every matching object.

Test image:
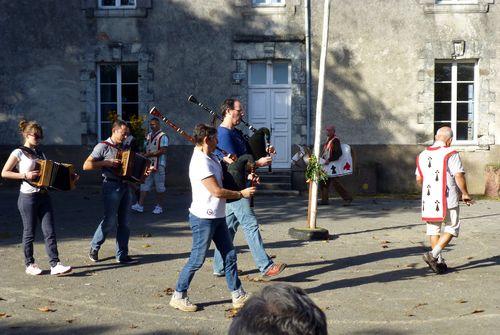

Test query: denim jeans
[213,198,272,275]
[176,214,241,293]
[17,192,60,267]
[90,180,131,260]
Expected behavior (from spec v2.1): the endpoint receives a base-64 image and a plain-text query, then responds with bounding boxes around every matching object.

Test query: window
[97,63,139,140]
[252,0,285,6]
[99,0,136,9]
[434,61,477,143]
[249,62,290,86]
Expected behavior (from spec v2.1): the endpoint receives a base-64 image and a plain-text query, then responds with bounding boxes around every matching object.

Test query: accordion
[33,160,76,191]
[118,150,150,183]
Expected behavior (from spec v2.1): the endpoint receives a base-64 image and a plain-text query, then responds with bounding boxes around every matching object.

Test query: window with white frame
[99,0,136,9]
[97,63,139,140]
[434,61,477,143]
[252,0,285,7]
[249,61,290,86]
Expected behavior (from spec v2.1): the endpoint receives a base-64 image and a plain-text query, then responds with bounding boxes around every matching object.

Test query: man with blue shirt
[213,98,286,278]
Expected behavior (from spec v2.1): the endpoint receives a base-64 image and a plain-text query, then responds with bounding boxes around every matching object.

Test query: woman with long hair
[1,120,72,275]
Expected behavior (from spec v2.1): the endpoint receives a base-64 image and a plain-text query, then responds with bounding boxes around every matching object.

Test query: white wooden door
[248,88,291,168]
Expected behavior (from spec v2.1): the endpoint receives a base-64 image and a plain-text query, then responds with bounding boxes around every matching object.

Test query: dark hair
[228,284,327,335]
[112,119,128,130]
[19,119,43,139]
[193,123,217,145]
[220,98,239,117]
[150,117,160,123]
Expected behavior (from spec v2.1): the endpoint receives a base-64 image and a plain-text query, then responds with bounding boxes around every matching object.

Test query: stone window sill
[420,0,494,13]
[93,8,147,17]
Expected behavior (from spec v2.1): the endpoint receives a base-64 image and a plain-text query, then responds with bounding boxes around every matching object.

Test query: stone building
[1,0,498,195]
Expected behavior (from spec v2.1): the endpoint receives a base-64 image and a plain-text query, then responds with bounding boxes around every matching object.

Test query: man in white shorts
[416,126,473,274]
[131,118,169,214]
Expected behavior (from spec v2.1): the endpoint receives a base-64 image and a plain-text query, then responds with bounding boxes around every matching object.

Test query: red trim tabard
[416,155,423,178]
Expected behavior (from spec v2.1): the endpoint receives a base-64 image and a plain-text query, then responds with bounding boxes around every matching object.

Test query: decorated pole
[289,0,331,240]
[308,0,331,230]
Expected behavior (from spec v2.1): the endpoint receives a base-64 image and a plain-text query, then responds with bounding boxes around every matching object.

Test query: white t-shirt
[188,148,225,219]
[11,148,44,194]
[415,141,465,208]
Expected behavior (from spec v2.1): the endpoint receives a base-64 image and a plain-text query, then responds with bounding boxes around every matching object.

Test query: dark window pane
[435,63,451,81]
[434,122,451,136]
[457,102,473,121]
[122,104,138,121]
[122,64,138,83]
[457,83,474,101]
[434,103,451,121]
[457,63,474,81]
[273,63,289,84]
[434,83,451,101]
[100,84,117,102]
[101,122,112,140]
[121,0,135,6]
[456,121,473,141]
[100,64,117,83]
[122,84,138,103]
[100,104,118,122]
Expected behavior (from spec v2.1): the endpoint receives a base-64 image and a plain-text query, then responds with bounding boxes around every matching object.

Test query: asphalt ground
[0,187,498,334]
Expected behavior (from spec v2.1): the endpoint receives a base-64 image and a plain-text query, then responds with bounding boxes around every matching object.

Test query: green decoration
[305,154,327,183]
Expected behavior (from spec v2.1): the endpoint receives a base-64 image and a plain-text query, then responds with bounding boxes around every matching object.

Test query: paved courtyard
[0,187,498,334]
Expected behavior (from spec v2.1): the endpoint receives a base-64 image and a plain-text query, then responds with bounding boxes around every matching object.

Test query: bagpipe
[187,95,271,167]
[149,105,258,205]
[291,144,353,178]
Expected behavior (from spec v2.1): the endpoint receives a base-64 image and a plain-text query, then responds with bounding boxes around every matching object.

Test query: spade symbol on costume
[422,201,425,211]
[426,185,431,196]
[427,157,432,168]
[435,170,440,182]
[330,165,337,174]
[435,200,440,212]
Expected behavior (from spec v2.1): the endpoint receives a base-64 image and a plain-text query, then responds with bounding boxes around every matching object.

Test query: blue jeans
[213,198,272,275]
[17,192,60,267]
[90,180,131,260]
[176,214,241,293]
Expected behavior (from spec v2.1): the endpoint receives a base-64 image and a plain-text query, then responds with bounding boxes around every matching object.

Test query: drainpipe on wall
[305,0,312,146]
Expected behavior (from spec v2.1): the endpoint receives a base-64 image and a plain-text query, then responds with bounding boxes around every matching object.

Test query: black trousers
[17,192,60,267]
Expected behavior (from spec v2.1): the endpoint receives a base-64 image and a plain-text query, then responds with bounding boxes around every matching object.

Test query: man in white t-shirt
[416,126,473,274]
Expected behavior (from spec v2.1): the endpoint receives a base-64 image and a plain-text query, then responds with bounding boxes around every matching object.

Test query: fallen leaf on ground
[0,297,5,301]
[66,319,75,323]
[471,309,484,314]
[406,263,418,268]
[129,324,138,329]
[142,244,151,248]
[269,254,276,259]
[413,303,428,309]
[38,307,56,312]
[457,299,468,304]
[225,308,240,318]
[380,240,391,244]
[250,276,267,282]
[406,313,415,317]
[381,245,389,249]
[0,312,12,318]
[163,288,174,295]
[467,256,474,260]
[153,293,163,298]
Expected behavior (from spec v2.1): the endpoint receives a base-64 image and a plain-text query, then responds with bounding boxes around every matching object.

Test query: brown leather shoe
[262,263,287,277]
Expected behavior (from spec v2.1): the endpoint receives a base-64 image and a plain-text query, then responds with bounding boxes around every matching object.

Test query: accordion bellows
[33,160,76,191]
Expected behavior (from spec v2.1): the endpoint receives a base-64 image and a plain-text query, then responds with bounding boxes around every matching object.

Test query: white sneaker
[169,294,198,312]
[152,205,163,215]
[25,263,42,276]
[131,203,144,213]
[50,262,72,275]
[232,288,251,309]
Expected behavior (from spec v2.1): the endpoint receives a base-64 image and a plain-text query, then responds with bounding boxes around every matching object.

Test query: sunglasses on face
[28,133,43,139]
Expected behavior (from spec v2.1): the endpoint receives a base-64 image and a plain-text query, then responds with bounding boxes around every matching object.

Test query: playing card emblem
[330,165,337,174]
[435,200,440,212]
[435,170,440,182]
[427,157,432,168]
[426,185,431,196]
[343,162,351,171]
[422,200,425,211]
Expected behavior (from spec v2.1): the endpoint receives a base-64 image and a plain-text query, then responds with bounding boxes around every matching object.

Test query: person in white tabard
[131,117,169,214]
[416,126,473,274]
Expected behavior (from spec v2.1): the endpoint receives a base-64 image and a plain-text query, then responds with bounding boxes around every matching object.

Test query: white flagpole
[308,0,331,229]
